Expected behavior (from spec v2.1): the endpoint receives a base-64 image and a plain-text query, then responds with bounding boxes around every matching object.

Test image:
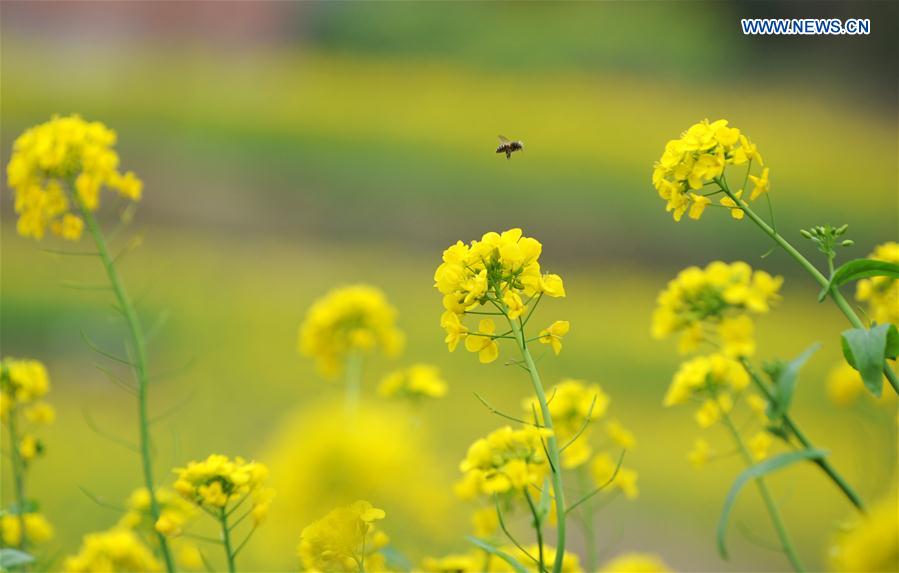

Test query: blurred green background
[1,1,897,571]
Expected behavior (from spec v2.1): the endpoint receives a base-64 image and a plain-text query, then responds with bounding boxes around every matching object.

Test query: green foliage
[0,549,34,571]
[841,323,899,397]
[466,536,529,573]
[717,449,828,560]
[764,343,821,422]
[818,258,899,302]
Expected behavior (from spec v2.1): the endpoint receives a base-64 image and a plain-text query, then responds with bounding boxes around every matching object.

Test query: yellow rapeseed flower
[298,500,389,573]
[688,438,714,469]
[591,452,639,500]
[539,320,570,356]
[299,285,404,378]
[434,229,567,363]
[652,119,768,222]
[828,484,898,572]
[173,454,272,518]
[0,513,54,547]
[598,552,673,572]
[378,363,448,401]
[855,241,899,326]
[64,528,161,573]
[458,425,552,497]
[7,115,142,241]
[651,261,781,356]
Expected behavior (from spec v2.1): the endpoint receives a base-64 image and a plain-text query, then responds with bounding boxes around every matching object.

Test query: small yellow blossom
[503,291,525,319]
[539,320,570,355]
[746,394,769,420]
[0,513,54,547]
[828,485,898,572]
[7,115,142,241]
[748,431,773,462]
[299,285,404,378]
[458,426,552,497]
[523,379,609,468]
[720,191,745,220]
[64,528,161,573]
[378,364,448,400]
[23,402,55,424]
[18,434,39,461]
[694,394,733,428]
[855,241,899,326]
[598,552,673,572]
[688,438,714,468]
[298,501,389,573]
[173,454,271,515]
[720,315,756,357]
[664,354,748,407]
[652,119,769,222]
[465,319,500,364]
[748,167,770,200]
[606,419,637,450]
[592,452,639,500]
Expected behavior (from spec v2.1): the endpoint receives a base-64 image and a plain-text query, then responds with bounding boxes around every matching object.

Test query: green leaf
[886,324,899,360]
[0,549,35,570]
[536,477,552,521]
[841,324,893,397]
[818,259,899,302]
[466,536,529,573]
[717,448,828,560]
[766,343,821,420]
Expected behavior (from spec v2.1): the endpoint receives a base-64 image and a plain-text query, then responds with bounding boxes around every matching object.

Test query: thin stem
[344,352,362,417]
[720,409,805,571]
[717,180,899,394]
[75,194,176,573]
[219,507,237,573]
[523,489,546,573]
[6,410,29,552]
[739,358,865,512]
[577,467,597,572]
[509,318,567,573]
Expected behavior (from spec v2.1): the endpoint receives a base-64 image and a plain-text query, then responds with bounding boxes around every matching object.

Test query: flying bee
[496,135,524,159]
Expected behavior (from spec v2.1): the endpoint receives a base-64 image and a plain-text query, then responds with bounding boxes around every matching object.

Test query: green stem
[509,319,567,573]
[219,508,237,573]
[6,410,29,552]
[76,197,176,573]
[739,358,865,512]
[720,409,805,571]
[718,181,899,395]
[523,489,546,573]
[344,352,362,417]
[576,467,597,572]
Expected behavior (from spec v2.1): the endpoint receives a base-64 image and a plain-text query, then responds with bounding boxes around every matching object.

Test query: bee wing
[498,135,510,144]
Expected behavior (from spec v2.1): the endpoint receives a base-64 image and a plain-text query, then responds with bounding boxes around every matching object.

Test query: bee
[496,135,524,159]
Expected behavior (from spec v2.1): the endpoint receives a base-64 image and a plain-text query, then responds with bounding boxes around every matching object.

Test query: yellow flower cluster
[299,285,405,377]
[64,528,161,573]
[523,379,609,468]
[828,485,898,572]
[378,363,447,400]
[597,552,673,572]
[0,513,54,547]
[118,487,196,538]
[435,229,567,363]
[652,119,766,222]
[651,261,782,356]
[855,241,899,326]
[7,115,142,241]
[173,454,273,524]
[298,500,389,573]
[1,358,53,417]
[456,425,552,498]
[591,452,640,500]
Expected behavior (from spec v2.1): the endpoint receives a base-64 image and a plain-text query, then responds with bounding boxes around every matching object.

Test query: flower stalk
[509,317,567,573]
[5,409,29,551]
[718,178,899,395]
[74,190,176,573]
[218,508,237,573]
[719,406,804,572]
[738,358,865,512]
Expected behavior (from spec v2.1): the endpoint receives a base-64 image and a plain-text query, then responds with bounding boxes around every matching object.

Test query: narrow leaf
[886,324,899,360]
[841,324,891,397]
[819,259,899,302]
[718,449,828,559]
[767,343,821,420]
[0,548,35,569]
[466,536,529,573]
[536,477,552,521]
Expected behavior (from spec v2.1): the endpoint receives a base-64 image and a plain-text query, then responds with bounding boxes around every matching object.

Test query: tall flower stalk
[6,115,174,572]
[436,229,575,573]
